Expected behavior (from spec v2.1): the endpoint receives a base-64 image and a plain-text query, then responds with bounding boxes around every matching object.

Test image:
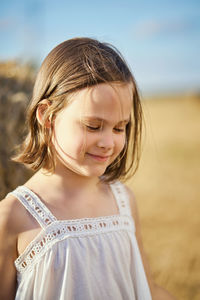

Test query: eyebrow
[82,117,130,125]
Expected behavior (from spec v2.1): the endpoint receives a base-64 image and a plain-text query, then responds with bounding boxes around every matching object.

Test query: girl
[0,38,175,299]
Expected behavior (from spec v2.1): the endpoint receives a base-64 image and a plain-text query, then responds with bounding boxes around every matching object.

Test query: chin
[61,163,106,178]
[79,165,108,178]
[83,169,106,178]
[57,156,110,178]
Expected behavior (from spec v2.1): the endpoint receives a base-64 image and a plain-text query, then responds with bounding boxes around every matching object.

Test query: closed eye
[114,128,125,133]
[86,125,126,133]
[86,125,100,131]
[87,126,125,132]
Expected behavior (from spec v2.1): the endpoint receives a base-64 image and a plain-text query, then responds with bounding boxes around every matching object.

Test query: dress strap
[6,186,57,229]
[110,181,132,217]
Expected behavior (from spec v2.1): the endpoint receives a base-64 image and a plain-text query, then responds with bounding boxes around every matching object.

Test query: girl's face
[52,82,133,178]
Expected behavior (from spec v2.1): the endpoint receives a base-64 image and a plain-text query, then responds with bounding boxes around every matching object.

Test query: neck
[28,164,101,197]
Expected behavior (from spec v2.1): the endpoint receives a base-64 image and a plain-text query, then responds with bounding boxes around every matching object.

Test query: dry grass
[127,94,200,299]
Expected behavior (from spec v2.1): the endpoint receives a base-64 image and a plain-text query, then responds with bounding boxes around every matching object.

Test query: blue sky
[0,0,200,94]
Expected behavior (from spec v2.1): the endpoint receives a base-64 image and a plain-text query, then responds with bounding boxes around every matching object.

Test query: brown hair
[12,37,143,182]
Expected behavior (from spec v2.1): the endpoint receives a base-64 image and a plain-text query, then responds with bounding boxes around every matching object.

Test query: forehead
[66,82,133,122]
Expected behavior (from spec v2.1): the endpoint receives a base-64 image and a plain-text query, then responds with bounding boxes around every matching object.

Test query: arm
[126,187,176,300]
[0,197,18,300]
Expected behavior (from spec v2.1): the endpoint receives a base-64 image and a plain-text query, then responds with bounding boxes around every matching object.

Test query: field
[127,94,200,299]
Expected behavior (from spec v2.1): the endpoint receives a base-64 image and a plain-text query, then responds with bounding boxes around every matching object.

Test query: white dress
[7,181,152,300]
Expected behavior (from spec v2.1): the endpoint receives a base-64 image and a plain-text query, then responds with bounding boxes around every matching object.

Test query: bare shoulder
[0,193,30,235]
[0,195,21,262]
[0,195,26,300]
[0,195,21,232]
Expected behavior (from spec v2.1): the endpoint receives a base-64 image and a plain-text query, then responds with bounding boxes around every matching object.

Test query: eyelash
[86,125,125,133]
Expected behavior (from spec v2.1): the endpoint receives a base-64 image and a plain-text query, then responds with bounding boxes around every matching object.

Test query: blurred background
[0,0,200,299]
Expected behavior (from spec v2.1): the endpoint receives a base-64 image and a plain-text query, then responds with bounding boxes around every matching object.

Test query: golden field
[127,94,200,299]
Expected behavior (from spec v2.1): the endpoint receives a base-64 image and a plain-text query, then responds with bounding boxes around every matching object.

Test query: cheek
[53,122,86,156]
[116,134,126,152]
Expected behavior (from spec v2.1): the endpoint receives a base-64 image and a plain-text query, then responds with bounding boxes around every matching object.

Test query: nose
[97,131,115,150]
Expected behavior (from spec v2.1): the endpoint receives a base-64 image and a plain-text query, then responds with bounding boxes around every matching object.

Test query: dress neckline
[9,181,134,274]
[20,182,121,223]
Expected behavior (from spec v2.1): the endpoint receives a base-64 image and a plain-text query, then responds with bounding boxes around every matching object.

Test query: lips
[86,153,111,162]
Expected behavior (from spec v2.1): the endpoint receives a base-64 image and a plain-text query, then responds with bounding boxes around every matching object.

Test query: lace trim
[8,186,57,229]
[15,215,135,274]
[110,182,131,216]
[8,182,131,230]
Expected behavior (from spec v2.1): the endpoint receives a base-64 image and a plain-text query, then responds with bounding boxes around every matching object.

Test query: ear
[36,99,51,128]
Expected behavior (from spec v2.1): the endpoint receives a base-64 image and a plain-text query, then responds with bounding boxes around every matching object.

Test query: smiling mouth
[86,153,111,162]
